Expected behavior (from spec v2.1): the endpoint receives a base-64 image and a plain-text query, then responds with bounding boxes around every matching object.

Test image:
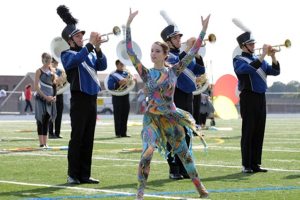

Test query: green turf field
[0,115,299,200]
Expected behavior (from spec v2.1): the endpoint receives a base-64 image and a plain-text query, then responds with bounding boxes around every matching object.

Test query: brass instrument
[193,74,209,95]
[202,33,217,47]
[83,26,121,43]
[180,33,216,57]
[116,25,142,66]
[104,70,136,96]
[50,37,69,63]
[255,39,291,55]
[56,70,69,95]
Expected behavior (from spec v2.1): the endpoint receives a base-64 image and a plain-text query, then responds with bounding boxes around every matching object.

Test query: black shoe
[242,167,253,173]
[79,177,99,184]
[180,173,190,179]
[67,176,80,184]
[121,135,131,137]
[169,173,184,180]
[56,135,63,139]
[49,134,57,139]
[252,166,268,173]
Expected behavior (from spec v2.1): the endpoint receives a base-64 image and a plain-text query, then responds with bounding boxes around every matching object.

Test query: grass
[0,114,299,200]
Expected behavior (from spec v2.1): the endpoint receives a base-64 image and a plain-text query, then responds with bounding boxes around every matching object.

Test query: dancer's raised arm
[125,9,149,81]
[174,14,211,76]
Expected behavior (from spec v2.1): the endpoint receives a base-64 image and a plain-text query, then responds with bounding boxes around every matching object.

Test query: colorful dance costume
[126,27,208,199]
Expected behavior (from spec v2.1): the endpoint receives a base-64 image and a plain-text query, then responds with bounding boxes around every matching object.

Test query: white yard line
[2,152,300,173]
[0,180,200,200]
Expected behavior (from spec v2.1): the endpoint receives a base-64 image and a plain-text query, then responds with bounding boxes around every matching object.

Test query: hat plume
[232,18,251,32]
[57,5,78,25]
[160,10,175,25]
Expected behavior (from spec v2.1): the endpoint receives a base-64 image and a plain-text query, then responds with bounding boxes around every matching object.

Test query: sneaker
[67,176,80,184]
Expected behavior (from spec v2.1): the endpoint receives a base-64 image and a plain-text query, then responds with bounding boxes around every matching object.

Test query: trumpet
[84,26,121,43]
[181,33,216,47]
[255,39,291,55]
[202,33,217,47]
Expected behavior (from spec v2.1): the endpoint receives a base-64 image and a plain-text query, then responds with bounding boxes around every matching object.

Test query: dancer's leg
[136,146,155,200]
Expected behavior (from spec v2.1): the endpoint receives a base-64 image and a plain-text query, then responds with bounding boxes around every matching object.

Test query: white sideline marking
[0,180,199,200]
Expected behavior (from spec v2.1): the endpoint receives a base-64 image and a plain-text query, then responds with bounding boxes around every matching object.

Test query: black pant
[193,94,201,125]
[24,100,33,112]
[239,90,266,168]
[112,94,130,137]
[68,92,97,180]
[167,88,193,175]
[49,94,63,136]
[199,113,208,126]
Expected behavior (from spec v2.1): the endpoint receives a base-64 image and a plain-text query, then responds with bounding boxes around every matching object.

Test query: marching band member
[233,31,280,173]
[126,8,210,199]
[57,5,107,184]
[160,20,206,180]
[107,59,131,138]
[48,58,65,139]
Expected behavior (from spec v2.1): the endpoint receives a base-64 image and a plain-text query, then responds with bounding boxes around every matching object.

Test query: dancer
[126,9,210,199]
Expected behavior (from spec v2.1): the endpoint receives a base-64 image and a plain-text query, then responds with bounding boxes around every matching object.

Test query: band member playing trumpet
[107,59,131,138]
[57,5,107,184]
[161,22,206,180]
[233,31,280,173]
[48,58,65,139]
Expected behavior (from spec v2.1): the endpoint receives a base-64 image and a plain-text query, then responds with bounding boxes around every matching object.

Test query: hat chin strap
[244,44,254,54]
[70,38,82,51]
[169,40,179,51]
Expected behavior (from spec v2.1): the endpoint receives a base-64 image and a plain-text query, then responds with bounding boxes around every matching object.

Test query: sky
[0,0,299,86]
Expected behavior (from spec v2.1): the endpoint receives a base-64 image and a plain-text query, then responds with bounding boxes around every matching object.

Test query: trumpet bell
[112,26,121,36]
[50,37,69,63]
[100,26,122,43]
[116,40,142,66]
[284,39,291,48]
[208,33,217,43]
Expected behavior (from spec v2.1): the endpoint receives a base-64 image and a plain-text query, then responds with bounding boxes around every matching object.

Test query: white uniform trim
[237,55,267,84]
[82,61,100,87]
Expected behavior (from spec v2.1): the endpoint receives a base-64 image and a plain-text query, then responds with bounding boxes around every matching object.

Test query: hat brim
[70,29,86,38]
[167,32,183,40]
[244,39,256,44]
